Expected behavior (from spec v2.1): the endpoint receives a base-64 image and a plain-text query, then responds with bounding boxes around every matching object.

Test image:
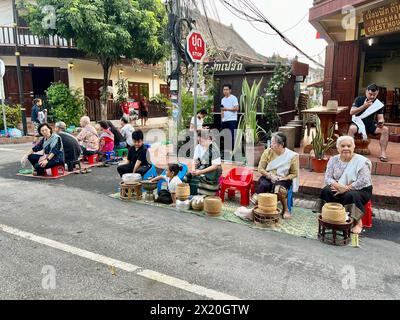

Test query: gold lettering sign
[364,0,400,36]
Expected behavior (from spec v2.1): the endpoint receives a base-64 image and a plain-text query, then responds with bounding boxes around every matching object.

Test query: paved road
[0,144,399,300]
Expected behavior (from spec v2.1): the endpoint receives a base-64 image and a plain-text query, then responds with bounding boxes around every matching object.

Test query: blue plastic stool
[287,185,294,213]
[105,151,115,161]
[157,163,189,193]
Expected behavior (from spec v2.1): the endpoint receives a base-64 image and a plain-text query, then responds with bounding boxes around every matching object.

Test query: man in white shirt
[120,117,135,148]
[190,109,208,131]
[221,84,239,158]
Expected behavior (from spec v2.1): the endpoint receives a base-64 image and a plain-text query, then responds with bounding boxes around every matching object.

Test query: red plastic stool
[86,154,98,165]
[362,200,373,228]
[49,165,65,177]
[220,167,254,206]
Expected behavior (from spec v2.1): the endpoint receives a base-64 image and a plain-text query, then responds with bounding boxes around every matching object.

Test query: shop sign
[364,0,400,36]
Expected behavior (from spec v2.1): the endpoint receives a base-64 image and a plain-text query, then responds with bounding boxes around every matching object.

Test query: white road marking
[0,147,25,152]
[0,223,240,300]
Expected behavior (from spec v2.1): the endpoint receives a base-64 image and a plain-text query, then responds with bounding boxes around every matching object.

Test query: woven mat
[16,162,105,179]
[109,193,319,240]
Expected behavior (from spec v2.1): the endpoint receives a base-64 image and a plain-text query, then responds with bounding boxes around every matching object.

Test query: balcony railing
[0,25,75,48]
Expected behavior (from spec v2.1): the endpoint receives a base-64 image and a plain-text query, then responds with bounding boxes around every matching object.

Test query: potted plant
[311,116,336,173]
[233,78,266,166]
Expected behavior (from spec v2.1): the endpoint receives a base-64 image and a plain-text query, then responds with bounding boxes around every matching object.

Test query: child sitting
[149,163,183,207]
[98,121,114,161]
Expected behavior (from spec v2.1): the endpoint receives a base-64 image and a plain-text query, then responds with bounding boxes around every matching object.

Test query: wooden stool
[253,207,281,227]
[318,215,353,246]
[120,182,142,201]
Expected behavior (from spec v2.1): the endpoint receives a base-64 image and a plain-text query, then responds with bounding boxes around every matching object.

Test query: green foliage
[234,78,266,154]
[19,0,168,116]
[311,116,336,159]
[169,91,213,132]
[0,104,22,129]
[115,78,128,104]
[264,64,292,138]
[150,93,172,107]
[45,82,85,126]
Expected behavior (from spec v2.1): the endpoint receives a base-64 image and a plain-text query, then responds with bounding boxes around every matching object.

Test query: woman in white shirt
[189,109,208,131]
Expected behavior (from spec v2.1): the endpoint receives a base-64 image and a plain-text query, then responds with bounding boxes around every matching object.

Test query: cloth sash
[266,148,299,192]
[352,99,384,140]
[43,133,62,153]
[338,154,371,186]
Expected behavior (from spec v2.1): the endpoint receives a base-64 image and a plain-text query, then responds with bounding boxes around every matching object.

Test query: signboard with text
[186,30,207,64]
[364,0,400,37]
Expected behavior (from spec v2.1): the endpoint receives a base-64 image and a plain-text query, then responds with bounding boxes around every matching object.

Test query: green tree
[20,0,168,120]
[46,82,86,126]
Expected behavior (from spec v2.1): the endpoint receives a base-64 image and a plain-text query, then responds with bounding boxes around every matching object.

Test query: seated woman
[76,116,99,156]
[185,131,222,196]
[117,130,152,177]
[106,120,125,150]
[149,163,183,207]
[314,135,372,234]
[98,121,114,160]
[253,132,299,219]
[23,123,65,176]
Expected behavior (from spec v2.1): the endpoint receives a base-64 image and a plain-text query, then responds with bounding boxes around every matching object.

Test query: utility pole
[169,0,183,157]
[12,0,27,136]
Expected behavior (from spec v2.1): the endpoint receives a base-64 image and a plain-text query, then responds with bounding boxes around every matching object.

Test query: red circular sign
[186,30,207,63]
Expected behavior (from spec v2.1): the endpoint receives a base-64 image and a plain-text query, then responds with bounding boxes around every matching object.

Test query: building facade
[309,0,400,124]
[0,0,168,118]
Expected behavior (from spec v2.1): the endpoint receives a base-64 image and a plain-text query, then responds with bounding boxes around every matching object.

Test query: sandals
[379,156,389,162]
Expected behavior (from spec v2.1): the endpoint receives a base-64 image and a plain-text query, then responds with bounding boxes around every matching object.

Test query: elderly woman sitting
[76,116,100,156]
[315,136,372,234]
[22,123,65,176]
[185,130,223,196]
[252,132,299,219]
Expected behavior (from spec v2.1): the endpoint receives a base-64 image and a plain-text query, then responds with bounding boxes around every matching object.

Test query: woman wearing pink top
[98,121,115,153]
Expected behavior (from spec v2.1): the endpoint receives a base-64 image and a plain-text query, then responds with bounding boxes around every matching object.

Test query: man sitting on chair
[348,83,390,162]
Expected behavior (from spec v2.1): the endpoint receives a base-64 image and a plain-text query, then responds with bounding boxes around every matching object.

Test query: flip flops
[379,156,389,162]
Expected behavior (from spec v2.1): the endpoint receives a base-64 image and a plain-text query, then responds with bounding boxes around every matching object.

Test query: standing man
[221,84,239,158]
[31,98,42,135]
[139,96,150,127]
[348,83,390,162]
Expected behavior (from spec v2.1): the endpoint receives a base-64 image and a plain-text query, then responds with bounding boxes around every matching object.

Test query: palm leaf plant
[233,78,266,156]
[311,116,336,159]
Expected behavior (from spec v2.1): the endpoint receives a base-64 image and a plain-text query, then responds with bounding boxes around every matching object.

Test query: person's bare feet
[351,220,363,234]
[283,211,292,219]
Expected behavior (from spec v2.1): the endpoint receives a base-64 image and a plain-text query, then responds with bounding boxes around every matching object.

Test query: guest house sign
[205,60,245,75]
[364,0,400,36]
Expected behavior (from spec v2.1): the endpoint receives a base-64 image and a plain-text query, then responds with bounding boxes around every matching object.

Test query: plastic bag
[8,128,22,138]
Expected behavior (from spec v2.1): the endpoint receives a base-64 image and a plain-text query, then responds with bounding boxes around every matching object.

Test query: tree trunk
[100,61,111,121]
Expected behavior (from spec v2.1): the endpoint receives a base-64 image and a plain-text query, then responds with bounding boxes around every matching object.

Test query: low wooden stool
[354,133,381,155]
[318,215,353,246]
[253,207,281,227]
[120,182,142,201]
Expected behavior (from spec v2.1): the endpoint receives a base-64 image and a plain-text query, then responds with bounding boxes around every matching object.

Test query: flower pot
[322,203,346,224]
[311,157,328,173]
[204,196,223,216]
[246,143,265,167]
[176,183,190,200]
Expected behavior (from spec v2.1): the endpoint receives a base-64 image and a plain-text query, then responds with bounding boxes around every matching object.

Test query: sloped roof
[194,13,268,63]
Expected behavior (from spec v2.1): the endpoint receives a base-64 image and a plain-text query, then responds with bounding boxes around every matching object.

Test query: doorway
[359,33,400,123]
[31,67,54,96]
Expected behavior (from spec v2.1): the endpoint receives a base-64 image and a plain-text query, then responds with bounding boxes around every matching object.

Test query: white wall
[0,0,13,26]
[363,56,400,90]
[0,55,167,97]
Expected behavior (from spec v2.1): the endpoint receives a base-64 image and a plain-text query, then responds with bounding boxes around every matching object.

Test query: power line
[219,0,324,68]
